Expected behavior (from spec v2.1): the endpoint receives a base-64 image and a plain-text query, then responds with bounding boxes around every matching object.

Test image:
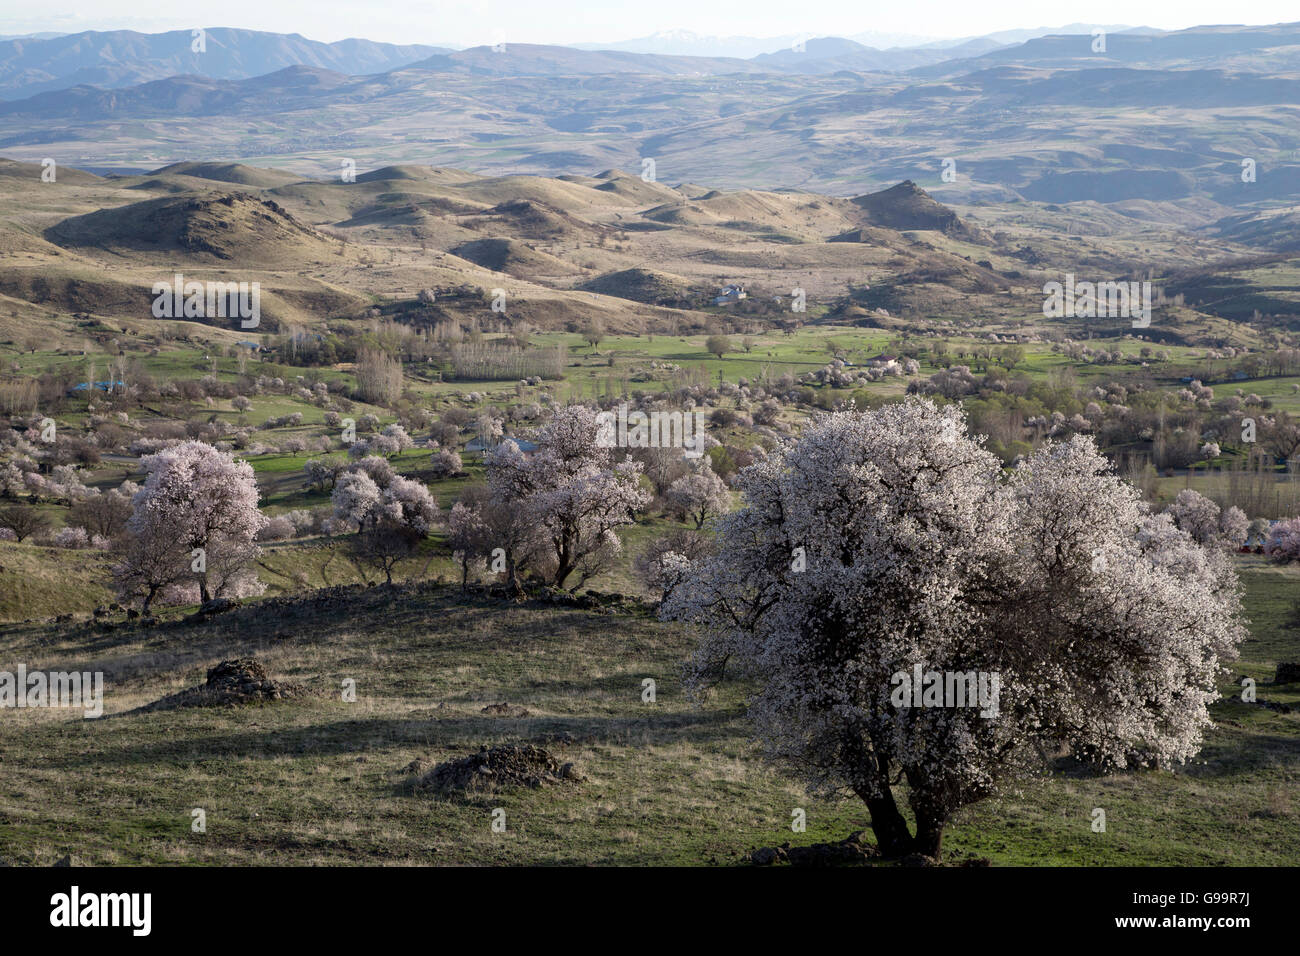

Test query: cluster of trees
[449,344,566,381]
[906,360,1300,481]
[1162,488,1251,547]
[355,349,404,404]
[12,391,1295,627]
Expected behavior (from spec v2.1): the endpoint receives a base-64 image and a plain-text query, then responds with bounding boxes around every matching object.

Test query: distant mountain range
[917,23,1153,49]
[0,22,1223,100]
[911,21,1300,76]
[750,36,1005,73]
[0,25,1125,62]
[569,29,943,58]
[570,24,1140,58]
[398,44,766,77]
[2,21,1299,206]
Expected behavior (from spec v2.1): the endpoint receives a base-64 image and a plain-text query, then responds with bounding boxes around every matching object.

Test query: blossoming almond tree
[666,461,731,529]
[1265,516,1300,561]
[118,441,267,610]
[331,456,439,584]
[487,405,650,590]
[661,398,1245,859]
[447,501,491,589]
[446,484,546,595]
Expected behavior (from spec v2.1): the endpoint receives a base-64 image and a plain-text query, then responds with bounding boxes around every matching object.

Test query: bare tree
[68,490,132,539]
[0,505,51,542]
[1264,412,1300,470]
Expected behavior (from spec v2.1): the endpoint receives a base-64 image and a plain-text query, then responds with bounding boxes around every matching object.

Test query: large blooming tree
[661,399,1245,859]
[331,456,439,584]
[117,441,266,609]
[487,405,649,590]
[1265,516,1300,562]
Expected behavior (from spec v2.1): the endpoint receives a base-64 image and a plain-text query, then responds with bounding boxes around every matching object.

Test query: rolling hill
[47,192,341,264]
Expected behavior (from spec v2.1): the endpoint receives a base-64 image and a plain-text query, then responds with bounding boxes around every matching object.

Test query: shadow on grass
[43,706,742,771]
[10,582,671,679]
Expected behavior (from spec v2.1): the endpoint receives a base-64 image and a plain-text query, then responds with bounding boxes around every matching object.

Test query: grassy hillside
[0,563,1294,866]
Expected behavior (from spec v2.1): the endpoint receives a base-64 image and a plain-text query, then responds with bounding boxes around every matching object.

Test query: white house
[713,284,747,306]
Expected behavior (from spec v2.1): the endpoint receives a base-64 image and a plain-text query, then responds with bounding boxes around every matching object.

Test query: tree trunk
[552,535,574,589]
[912,808,946,860]
[856,786,914,858]
[906,774,952,861]
[505,552,525,598]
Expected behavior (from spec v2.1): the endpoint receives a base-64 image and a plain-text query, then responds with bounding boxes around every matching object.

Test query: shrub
[53,526,90,549]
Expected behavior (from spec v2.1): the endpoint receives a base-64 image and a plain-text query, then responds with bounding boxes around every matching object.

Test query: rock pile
[750,830,879,866]
[417,744,584,794]
[137,658,304,712]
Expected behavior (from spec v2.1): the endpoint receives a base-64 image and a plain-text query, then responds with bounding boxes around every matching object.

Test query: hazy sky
[0,0,1295,46]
